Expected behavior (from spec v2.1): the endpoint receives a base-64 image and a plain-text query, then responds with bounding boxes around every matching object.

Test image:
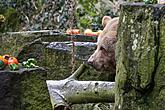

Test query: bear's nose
[87,58,94,66]
[87,60,93,66]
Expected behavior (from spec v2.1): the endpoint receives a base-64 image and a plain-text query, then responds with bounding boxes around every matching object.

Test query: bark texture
[47,64,115,110]
[115,3,165,110]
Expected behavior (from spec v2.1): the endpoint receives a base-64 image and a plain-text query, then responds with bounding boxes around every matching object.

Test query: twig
[31,0,38,10]
[68,63,88,80]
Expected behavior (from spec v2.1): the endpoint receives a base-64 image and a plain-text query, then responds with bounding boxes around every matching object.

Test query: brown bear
[87,16,119,75]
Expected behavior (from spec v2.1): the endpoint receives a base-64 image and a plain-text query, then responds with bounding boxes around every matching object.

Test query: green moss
[115,3,165,110]
[19,70,52,110]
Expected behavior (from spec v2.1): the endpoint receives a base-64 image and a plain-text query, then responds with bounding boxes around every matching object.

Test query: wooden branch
[67,63,89,80]
[31,0,38,10]
[46,63,115,110]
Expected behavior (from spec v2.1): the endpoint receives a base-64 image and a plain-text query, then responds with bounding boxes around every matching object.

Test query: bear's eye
[95,45,97,50]
[100,46,105,51]
[100,46,108,53]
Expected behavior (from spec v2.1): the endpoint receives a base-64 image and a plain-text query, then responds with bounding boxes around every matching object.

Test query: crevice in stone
[130,7,162,97]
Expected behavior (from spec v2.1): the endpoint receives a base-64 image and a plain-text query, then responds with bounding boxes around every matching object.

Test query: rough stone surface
[115,3,165,110]
[0,72,19,110]
[0,68,52,110]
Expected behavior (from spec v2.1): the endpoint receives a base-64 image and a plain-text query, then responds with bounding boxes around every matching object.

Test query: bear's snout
[87,56,94,67]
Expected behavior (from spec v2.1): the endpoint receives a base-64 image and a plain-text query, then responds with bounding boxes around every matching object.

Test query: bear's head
[87,16,119,74]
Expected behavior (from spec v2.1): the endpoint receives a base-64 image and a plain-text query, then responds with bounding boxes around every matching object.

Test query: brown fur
[102,16,112,27]
[87,16,119,73]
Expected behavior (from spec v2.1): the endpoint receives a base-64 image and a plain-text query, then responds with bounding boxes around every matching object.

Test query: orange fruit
[84,29,92,35]
[72,29,80,34]
[8,57,19,65]
[3,54,10,60]
[66,29,72,34]
[84,29,98,36]
[0,55,8,65]
[66,29,80,35]
[86,32,98,36]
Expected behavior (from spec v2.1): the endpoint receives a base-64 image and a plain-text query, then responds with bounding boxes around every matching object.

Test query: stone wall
[115,3,165,110]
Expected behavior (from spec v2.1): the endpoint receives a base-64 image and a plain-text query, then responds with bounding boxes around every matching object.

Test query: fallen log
[46,63,115,110]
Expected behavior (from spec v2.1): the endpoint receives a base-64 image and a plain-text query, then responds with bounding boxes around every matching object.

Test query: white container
[158,0,165,4]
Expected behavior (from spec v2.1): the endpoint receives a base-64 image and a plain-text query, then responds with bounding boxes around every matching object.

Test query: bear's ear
[109,18,119,31]
[102,16,112,27]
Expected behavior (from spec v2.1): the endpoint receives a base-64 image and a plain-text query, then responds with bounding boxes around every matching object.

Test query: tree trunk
[115,3,165,110]
[47,64,115,110]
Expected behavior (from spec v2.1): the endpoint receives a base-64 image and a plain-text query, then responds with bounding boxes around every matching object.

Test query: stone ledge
[0,67,52,110]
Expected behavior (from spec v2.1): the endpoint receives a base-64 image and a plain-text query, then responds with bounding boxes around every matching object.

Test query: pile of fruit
[0,55,19,70]
[0,54,38,71]
[66,29,103,36]
[66,29,80,35]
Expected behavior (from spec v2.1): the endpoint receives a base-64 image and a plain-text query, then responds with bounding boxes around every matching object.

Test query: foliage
[0,0,122,32]
[2,7,20,32]
[0,0,20,32]
[76,0,121,31]
[76,0,100,30]
[0,1,123,110]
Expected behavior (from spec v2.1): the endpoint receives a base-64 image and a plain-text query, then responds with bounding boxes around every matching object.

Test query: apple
[66,29,80,35]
